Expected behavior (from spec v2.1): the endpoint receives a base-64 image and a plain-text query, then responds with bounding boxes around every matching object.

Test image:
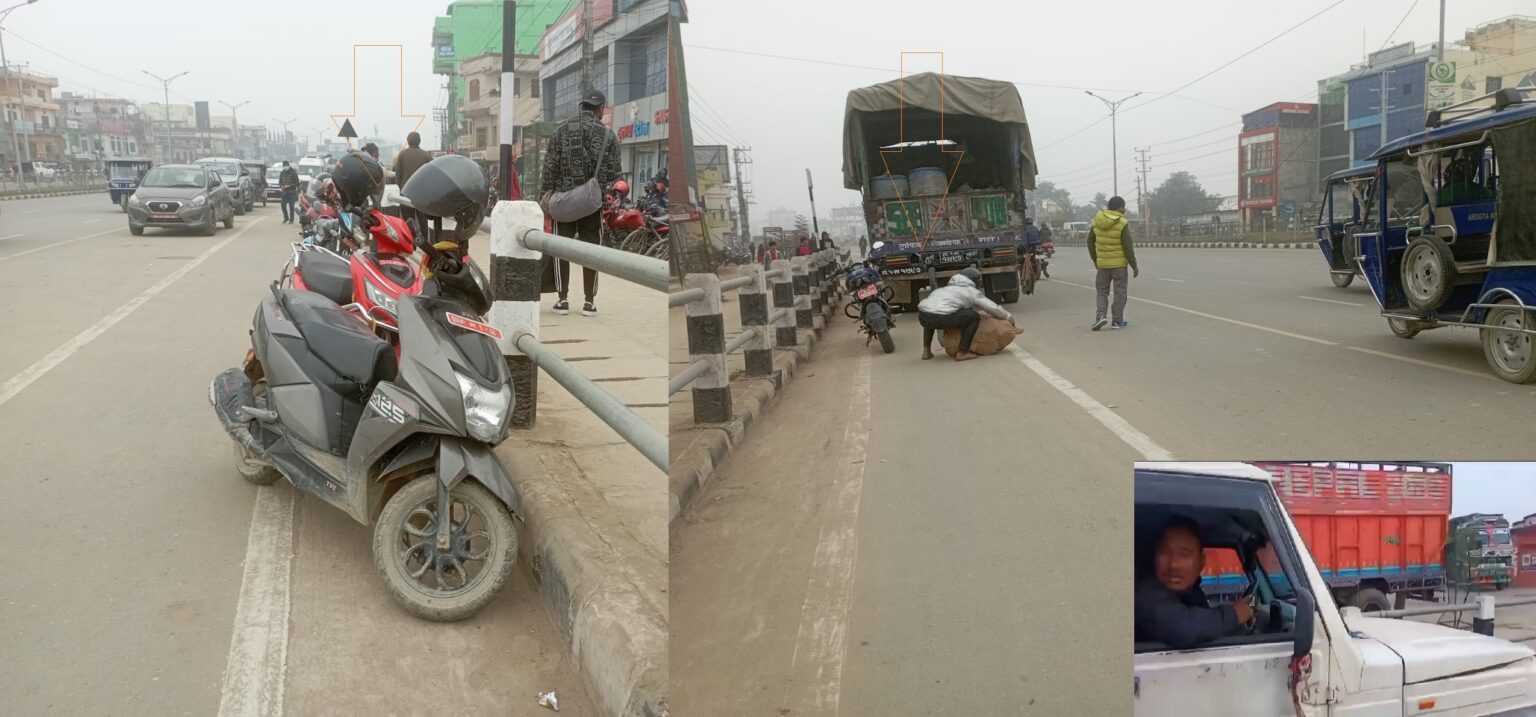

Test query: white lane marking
[1157,277,1185,283]
[82,219,101,224]
[1005,345,1176,461]
[217,485,295,717]
[1051,278,1339,346]
[787,350,871,716]
[0,233,21,240]
[1345,346,1498,381]
[1298,295,1367,307]
[0,220,258,407]
[0,227,118,263]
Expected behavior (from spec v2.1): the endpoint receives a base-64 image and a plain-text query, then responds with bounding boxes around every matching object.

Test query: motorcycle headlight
[191,194,207,207]
[456,372,511,444]
[363,281,398,316]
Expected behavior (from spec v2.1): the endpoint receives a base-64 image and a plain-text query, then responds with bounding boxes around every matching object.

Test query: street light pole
[219,99,248,157]
[273,117,296,158]
[1084,90,1141,198]
[141,69,187,163]
[1,0,39,189]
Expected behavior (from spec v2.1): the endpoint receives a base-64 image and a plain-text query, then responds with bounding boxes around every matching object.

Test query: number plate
[930,250,977,265]
[855,284,879,300]
[446,312,503,340]
[150,213,177,220]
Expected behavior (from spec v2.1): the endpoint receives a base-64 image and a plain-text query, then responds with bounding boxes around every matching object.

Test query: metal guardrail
[1369,594,1536,637]
[667,249,848,424]
[488,202,669,473]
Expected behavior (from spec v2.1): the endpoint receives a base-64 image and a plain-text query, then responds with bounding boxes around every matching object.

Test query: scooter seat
[278,289,397,388]
[297,250,354,306]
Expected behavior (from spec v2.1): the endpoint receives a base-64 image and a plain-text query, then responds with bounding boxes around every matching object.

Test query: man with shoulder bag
[541,89,623,317]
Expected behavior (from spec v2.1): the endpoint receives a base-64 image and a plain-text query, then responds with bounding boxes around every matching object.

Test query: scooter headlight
[363,281,398,316]
[456,372,511,444]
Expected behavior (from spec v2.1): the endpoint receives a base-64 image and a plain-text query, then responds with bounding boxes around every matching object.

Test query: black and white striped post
[489,200,544,428]
[792,256,813,330]
[771,258,796,347]
[808,256,824,324]
[1473,594,1495,636]
[684,272,731,423]
[738,265,773,377]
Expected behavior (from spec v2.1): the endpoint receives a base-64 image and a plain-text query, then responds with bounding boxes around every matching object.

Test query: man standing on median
[541,90,622,317]
[1087,196,1139,331]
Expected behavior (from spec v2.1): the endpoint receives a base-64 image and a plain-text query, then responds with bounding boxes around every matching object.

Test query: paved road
[672,245,1535,715]
[0,195,594,715]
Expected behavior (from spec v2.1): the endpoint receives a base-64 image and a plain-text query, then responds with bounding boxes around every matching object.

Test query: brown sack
[942,314,1021,357]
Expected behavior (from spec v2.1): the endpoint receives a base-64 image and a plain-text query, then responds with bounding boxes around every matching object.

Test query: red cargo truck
[1200,462,1451,612]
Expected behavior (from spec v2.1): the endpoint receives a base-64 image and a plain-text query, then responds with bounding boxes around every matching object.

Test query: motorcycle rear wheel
[877,330,895,354]
[373,475,517,621]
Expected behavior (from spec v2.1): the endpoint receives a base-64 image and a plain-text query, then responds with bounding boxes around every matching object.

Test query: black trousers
[555,212,602,302]
[919,309,980,352]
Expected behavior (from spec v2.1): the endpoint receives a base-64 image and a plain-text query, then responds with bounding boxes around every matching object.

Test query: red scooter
[286,207,426,343]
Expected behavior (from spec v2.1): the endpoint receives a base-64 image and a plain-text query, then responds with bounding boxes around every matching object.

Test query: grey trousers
[1095,267,1129,321]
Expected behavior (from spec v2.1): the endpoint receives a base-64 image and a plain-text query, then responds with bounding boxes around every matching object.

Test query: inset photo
[1135,462,1536,716]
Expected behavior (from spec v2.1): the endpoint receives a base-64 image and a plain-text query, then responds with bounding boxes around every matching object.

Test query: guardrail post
[488,200,544,429]
[792,257,813,329]
[1474,595,1495,636]
[684,273,732,424]
[808,255,825,322]
[771,259,797,347]
[739,265,773,377]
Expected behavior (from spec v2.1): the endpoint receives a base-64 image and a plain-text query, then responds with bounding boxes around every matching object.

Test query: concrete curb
[1054,239,1315,250]
[669,284,841,530]
[0,188,106,201]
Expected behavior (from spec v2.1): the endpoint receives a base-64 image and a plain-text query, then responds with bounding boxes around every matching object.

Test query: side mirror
[1293,586,1316,658]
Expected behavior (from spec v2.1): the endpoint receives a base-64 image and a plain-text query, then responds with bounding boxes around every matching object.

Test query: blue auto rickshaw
[1354,87,1536,382]
[106,156,153,211]
[1313,164,1376,288]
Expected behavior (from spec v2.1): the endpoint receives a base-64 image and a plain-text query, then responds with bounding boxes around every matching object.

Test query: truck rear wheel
[1350,588,1392,613]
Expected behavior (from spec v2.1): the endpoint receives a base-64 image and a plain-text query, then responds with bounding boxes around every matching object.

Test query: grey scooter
[209,247,521,621]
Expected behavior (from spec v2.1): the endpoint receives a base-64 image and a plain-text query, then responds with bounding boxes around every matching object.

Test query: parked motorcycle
[210,153,518,621]
[841,261,896,354]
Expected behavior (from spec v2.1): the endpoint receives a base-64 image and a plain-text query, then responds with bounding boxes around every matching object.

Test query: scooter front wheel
[373,475,517,622]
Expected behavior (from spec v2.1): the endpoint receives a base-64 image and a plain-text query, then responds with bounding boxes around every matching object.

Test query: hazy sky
[681,0,1532,231]
[3,0,471,148]
[1452,463,1536,522]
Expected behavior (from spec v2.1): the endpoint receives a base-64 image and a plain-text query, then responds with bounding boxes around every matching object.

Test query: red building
[1515,514,1536,588]
[1237,102,1319,231]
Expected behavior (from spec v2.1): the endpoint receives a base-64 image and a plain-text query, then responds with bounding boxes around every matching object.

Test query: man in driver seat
[1135,516,1257,649]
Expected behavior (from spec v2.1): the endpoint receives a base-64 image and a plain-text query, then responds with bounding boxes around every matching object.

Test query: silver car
[195,157,256,214]
[126,164,236,236]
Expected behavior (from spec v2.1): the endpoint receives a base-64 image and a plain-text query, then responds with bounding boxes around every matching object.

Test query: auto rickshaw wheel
[1480,300,1536,384]
[1402,236,1457,311]
[1387,316,1423,339]
[1330,272,1353,288]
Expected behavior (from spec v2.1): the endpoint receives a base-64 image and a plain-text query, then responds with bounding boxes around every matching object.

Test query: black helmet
[401,154,489,241]
[331,151,383,208]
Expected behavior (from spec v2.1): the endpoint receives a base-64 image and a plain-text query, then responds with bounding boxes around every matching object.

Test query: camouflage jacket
[540,109,623,195]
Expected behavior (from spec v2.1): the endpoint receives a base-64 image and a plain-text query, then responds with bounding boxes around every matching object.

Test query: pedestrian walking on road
[1087,196,1139,331]
[819,231,836,251]
[541,89,622,317]
[859,235,868,257]
[917,267,1014,362]
[278,161,299,223]
[795,236,814,257]
[391,132,433,231]
[762,241,780,270]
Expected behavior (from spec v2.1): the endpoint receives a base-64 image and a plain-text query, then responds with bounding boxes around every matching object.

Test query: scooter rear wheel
[373,475,517,621]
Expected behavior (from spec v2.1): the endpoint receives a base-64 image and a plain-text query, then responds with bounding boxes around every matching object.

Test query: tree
[1032,181,1074,226]
[1145,171,1219,221]
[793,214,809,235]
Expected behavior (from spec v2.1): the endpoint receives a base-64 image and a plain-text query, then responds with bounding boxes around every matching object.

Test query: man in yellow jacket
[1086,196,1140,330]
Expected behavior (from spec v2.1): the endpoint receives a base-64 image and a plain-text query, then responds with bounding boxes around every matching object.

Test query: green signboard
[970,195,1007,230]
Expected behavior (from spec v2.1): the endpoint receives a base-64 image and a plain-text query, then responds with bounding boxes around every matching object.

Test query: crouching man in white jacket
[917,267,1015,362]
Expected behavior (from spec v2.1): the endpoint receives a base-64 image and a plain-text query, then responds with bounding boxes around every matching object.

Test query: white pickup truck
[1134,462,1536,717]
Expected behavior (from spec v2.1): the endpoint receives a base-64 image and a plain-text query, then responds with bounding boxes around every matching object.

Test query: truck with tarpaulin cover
[1448,512,1514,590]
[842,72,1037,308]
[1200,462,1451,613]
